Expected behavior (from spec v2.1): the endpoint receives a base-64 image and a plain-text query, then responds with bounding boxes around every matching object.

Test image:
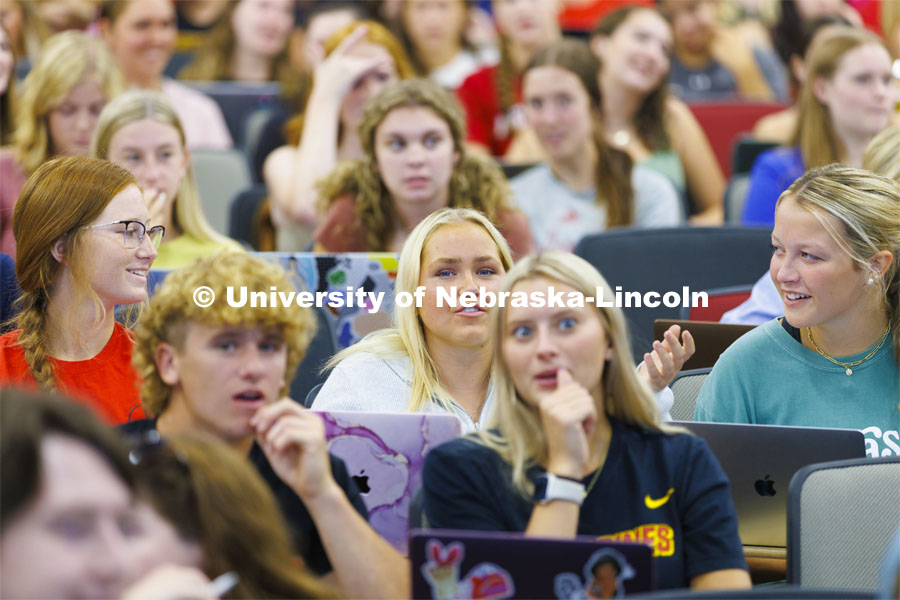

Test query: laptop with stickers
[409,530,656,599]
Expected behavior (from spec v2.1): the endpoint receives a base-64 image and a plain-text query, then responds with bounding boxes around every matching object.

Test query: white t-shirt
[511,163,683,252]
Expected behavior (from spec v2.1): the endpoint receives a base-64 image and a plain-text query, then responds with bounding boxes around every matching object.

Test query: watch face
[533,476,549,501]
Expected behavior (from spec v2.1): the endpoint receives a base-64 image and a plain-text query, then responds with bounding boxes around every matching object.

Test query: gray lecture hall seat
[191,149,252,237]
[667,368,711,421]
[289,307,337,409]
[787,456,900,594]
[229,185,268,250]
[574,226,772,362]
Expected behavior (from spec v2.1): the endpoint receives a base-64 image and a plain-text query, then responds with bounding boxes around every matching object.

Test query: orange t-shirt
[0,322,146,424]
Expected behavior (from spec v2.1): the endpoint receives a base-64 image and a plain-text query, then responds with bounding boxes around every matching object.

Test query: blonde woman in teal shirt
[696,165,900,457]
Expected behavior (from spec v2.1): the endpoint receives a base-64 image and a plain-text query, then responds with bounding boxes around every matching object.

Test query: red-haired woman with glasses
[0,156,162,424]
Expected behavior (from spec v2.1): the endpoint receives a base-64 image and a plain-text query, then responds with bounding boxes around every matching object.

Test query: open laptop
[671,421,866,547]
[410,530,656,599]
[314,411,462,554]
[653,319,755,369]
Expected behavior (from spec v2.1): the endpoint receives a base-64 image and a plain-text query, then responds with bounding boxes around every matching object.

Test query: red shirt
[0,322,146,424]
[457,65,525,158]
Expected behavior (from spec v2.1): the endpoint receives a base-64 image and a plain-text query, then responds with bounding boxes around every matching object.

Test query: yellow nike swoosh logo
[644,488,674,509]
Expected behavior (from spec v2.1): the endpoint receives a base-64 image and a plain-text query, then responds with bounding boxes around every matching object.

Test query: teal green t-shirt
[695,319,900,457]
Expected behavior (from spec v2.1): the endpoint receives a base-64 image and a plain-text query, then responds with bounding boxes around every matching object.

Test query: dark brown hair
[1,387,135,528]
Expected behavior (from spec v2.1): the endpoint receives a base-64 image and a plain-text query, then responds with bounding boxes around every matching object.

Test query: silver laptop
[672,421,866,547]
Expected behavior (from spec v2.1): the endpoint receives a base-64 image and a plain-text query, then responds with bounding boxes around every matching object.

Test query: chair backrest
[731,136,779,175]
[191,149,252,236]
[574,227,772,361]
[724,175,752,225]
[687,101,788,178]
[304,382,324,408]
[184,81,281,146]
[242,106,275,182]
[229,185,268,249]
[788,456,900,592]
[502,163,537,179]
[289,307,337,407]
[680,284,753,321]
[668,367,711,421]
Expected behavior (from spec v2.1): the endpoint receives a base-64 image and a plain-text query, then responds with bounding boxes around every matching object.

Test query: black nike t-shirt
[423,418,747,590]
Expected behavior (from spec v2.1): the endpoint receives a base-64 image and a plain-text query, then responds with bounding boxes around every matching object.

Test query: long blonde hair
[11,156,137,389]
[325,208,514,413]
[778,165,900,367]
[13,30,123,174]
[90,91,241,252]
[480,252,668,497]
[318,78,516,251]
[790,26,889,169]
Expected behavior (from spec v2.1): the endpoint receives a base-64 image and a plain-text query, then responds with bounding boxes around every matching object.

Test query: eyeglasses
[83,220,165,249]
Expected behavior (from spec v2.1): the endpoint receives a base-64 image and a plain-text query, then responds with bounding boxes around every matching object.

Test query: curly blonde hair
[318,78,515,251]
[133,253,316,416]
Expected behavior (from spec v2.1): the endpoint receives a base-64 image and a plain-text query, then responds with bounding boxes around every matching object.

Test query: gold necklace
[583,465,603,498]
[806,325,891,376]
[582,430,612,498]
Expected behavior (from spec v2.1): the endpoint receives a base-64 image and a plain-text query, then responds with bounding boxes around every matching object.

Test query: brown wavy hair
[317,78,515,251]
[135,434,336,598]
[591,6,672,152]
[525,39,635,227]
[11,156,137,389]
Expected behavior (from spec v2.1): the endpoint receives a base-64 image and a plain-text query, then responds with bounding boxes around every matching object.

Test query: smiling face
[232,0,294,60]
[593,8,672,94]
[157,323,288,443]
[108,118,188,204]
[815,43,893,143]
[47,79,108,157]
[501,277,611,407]
[0,434,140,600]
[103,0,176,87]
[523,65,594,163]
[375,105,458,210]
[77,184,157,309]
[770,196,875,332]
[417,222,506,353]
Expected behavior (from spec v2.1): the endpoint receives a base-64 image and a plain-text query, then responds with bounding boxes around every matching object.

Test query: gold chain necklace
[806,325,891,376]
[583,465,603,498]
